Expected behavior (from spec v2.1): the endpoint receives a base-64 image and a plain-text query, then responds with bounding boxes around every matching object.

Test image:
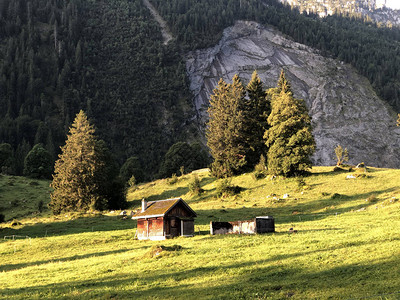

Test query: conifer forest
[0,0,399,179]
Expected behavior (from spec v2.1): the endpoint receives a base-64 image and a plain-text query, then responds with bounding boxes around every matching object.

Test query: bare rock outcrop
[186,21,400,167]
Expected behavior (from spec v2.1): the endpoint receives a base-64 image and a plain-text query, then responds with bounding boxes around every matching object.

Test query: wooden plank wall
[167,202,193,217]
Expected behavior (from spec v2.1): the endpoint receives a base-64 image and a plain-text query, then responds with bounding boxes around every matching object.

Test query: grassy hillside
[1,167,400,299]
[0,175,51,222]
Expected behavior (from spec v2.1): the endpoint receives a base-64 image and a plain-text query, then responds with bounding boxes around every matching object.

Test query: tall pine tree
[207,75,246,178]
[242,70,270,169]
[50,110,107,214]
[264,71,315,177]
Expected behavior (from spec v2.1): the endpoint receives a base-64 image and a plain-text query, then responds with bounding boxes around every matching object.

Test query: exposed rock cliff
[186,21,400,167]
[279,0,400,27]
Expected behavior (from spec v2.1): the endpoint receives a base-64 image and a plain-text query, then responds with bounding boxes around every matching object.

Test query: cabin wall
[137,217,165,240]
[210,220,255,234]
[256,217,275,233]
[167,202,194,218]
[182,220,195,236]
[137,219,148,239]
[149,217,164,237]
[210,217,274,235]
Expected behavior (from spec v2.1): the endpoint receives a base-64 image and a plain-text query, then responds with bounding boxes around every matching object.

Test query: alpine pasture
[1,167,400,299]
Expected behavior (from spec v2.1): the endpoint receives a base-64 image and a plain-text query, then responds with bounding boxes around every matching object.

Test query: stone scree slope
[185,21,400,168]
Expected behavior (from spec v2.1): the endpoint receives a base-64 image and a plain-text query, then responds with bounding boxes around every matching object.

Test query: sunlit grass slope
[0,174,51,221]
[1,166,400,299]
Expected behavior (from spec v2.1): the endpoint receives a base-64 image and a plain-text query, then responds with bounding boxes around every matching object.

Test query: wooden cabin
[131,198,197,240]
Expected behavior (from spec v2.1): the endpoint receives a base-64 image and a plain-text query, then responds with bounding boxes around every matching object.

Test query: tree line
[207,70,315,178]
[50,71,312,215]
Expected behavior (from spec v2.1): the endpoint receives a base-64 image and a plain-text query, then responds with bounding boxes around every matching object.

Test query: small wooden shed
[131,198,197,240]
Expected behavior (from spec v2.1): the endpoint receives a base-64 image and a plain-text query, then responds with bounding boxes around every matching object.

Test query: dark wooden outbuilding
[210,216,275,235]
[131,198,197,240]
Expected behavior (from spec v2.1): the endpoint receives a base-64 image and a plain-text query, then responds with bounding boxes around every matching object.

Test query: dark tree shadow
[0,248,138,272]
[0,215,136,239]
[1,237,398,299]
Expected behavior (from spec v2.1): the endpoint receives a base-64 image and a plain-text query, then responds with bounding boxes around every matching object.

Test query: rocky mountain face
[280,0,400,26]
[186,21,400,167]
[369,8,400,26]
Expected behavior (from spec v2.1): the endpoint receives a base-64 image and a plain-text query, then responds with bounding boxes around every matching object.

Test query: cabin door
[169,217,181,237]
[181,220,194,236]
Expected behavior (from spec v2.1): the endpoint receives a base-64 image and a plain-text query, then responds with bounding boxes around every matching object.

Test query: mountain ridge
[279,0,400,26]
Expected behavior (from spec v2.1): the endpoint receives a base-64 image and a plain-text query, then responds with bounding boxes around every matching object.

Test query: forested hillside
[0,0,399,178]
[0,0,196,179]
[152,0,400,108]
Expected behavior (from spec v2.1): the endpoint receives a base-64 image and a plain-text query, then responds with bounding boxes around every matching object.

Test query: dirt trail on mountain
[143,0,173,45]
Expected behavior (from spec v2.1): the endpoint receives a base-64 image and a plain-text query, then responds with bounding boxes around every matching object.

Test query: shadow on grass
[2,185,394,240]
[144,186,189,202]
[2,238,399,299]
[0,248,134,272]
[312,166,386,177]
[193,187,397,227]
[200,176,217,187]
[135,177,217,205]
[0,215,136,239]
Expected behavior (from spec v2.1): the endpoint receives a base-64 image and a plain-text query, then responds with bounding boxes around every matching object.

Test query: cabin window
[170,217,178,227]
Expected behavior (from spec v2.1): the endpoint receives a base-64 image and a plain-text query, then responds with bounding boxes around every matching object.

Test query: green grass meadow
[1,167,400,299]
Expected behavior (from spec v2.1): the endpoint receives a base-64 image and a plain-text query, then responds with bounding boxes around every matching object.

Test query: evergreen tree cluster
[207,71,315,178]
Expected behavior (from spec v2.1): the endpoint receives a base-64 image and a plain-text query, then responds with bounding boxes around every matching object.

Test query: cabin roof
[131,198,196,219]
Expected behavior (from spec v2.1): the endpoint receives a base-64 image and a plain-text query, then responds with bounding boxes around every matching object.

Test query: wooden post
[181,219,184,237]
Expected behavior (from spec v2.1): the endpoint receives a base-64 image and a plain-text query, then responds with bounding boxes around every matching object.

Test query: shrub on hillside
[296,177,306,191]
[128,175,136,189]
[253,154,267,180]
[334,144,349,166]
[366,194,377,203]
[167,173,179,185]
[216,179,242,197]
[331,193,346,199]
[188,175,204,195]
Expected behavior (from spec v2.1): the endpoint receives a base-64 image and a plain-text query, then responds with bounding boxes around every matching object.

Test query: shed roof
[131,198,196,219]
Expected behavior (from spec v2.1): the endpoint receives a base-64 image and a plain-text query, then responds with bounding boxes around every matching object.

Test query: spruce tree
[50,110,107,214]
[264,72,315,177]
[243,70,270,169]
[277,69,292,95]
[207,75,246,178]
